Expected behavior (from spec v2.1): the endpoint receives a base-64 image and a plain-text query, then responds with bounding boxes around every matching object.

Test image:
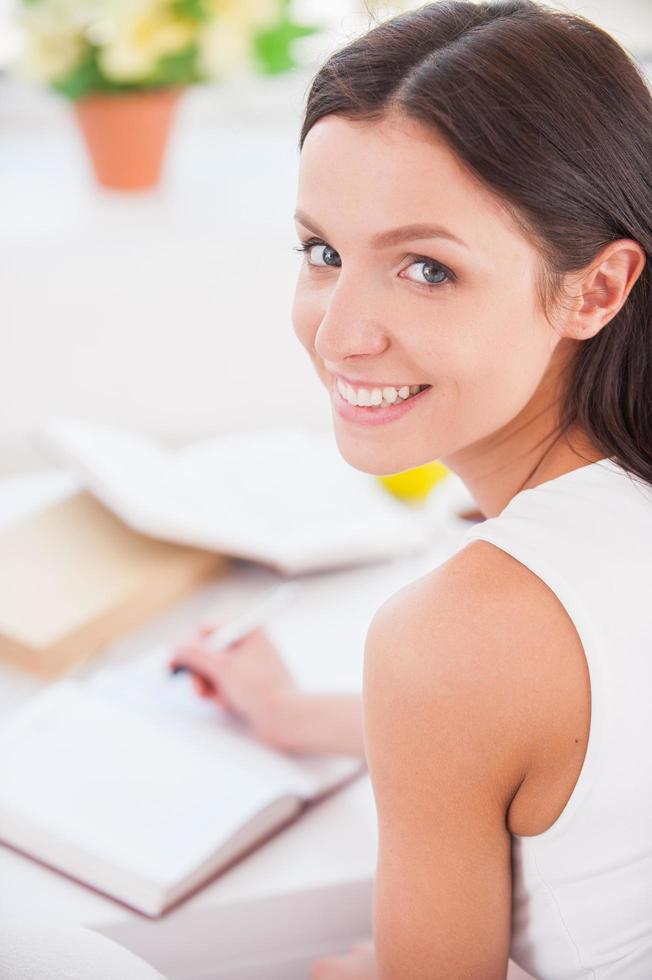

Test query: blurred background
[1,0,651,473]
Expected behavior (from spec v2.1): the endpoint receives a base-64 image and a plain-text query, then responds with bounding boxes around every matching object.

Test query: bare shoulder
[361,538,593,971]
[365,537,590,810]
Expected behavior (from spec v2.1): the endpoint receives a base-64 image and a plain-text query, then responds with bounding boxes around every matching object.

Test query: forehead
[296,113,522,252]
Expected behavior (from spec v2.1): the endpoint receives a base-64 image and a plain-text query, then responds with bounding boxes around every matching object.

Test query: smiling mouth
[335,377,431,408]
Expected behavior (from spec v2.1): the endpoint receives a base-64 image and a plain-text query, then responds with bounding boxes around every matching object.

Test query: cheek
[291,279,321,355]
[439,301,556,434]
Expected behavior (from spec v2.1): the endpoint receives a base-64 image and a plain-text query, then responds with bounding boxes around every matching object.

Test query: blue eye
[292,238,455,289]
[292,239,341,267]
[403,257,453,287]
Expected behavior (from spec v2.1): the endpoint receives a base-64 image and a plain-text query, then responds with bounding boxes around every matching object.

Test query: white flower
[197,16,257,80]
[16,3,85,82]
[204,0,281,33]
[17,30,85,82]
[15,0,139,82]
[96,0,196,82]
[197,0,282,79]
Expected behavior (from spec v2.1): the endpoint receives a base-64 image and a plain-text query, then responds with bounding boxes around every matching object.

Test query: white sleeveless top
[460,457,652,979]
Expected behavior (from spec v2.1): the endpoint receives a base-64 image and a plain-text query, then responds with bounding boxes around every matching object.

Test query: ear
[562,238,646,341]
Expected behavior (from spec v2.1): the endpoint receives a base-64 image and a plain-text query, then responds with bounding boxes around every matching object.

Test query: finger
[169,637,203,661]
[186,665,229,711]
[169,622,222,657]
[191,674,213,698]
[169,642,201,667]
[170,646,223,686]
[247,626,267,639]
[186,669,230,711]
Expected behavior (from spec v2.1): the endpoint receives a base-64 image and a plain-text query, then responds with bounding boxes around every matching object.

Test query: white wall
[561,0,652,59]
[0,0,394,471]
[0,71,335,471]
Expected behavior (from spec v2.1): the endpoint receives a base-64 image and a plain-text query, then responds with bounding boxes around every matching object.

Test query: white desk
[0,470,532,980]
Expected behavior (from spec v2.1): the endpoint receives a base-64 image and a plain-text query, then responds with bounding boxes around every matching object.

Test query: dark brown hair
[298,0,652,486]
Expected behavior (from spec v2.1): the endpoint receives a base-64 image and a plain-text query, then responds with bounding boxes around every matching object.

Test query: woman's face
[291,113,567,476]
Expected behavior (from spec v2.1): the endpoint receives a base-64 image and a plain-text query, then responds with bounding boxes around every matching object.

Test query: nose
[313,280,390,364]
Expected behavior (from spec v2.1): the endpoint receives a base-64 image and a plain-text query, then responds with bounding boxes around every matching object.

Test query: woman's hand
[309,940,377,979]
[170,620,366,758]
[169,621,299,748]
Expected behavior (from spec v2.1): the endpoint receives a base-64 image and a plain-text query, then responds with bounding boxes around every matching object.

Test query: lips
[332,377,432,427]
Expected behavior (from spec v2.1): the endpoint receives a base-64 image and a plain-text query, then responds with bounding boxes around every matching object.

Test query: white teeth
[337,379,358,405]
[357,388,371,406]
[382,386,398,404]
[336,379,428,408]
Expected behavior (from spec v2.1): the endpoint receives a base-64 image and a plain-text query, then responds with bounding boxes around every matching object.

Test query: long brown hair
[298,0,652,486]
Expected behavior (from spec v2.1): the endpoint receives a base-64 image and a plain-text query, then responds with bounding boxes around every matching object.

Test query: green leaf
[169,0,210,23]
[52,48,106,100]
[51,43,209,99]
[252,12,321,75]
[141,43,202,87]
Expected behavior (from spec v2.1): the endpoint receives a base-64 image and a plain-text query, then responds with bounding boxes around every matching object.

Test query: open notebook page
[37,417,429,573]
[0,682,302,915]
[86,642,363,799]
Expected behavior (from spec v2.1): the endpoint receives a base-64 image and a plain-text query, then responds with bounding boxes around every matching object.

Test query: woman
[170,1,652,976]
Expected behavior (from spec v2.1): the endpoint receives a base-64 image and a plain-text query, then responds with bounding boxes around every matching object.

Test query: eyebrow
[293,209,469,250]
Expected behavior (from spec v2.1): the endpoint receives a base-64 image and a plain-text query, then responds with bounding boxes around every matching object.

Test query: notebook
[0,658,364,918]
[34,416,431,574]
[0,490,227,677]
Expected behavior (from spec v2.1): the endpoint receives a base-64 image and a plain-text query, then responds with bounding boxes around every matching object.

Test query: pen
[169,582,297,677]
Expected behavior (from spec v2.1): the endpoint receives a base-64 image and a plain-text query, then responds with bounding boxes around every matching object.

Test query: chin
[332,426,433,477]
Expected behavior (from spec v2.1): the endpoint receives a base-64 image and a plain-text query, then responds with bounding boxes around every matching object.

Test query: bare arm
[265,689,365,758]
[363,548,535,978]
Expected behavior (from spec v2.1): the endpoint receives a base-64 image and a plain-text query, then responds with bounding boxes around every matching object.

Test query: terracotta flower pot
[72,86,184,191]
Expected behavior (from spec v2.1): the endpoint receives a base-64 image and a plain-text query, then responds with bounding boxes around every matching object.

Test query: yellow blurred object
[377,460,449,502]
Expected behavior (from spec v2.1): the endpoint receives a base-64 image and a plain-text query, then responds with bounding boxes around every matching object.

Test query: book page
[39,417,429,572]
[86,641,363,800]
[0,682,290,888]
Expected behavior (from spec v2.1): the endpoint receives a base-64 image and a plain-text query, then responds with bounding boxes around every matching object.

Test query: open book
[35,416,431,575]
[0,642,364,917]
